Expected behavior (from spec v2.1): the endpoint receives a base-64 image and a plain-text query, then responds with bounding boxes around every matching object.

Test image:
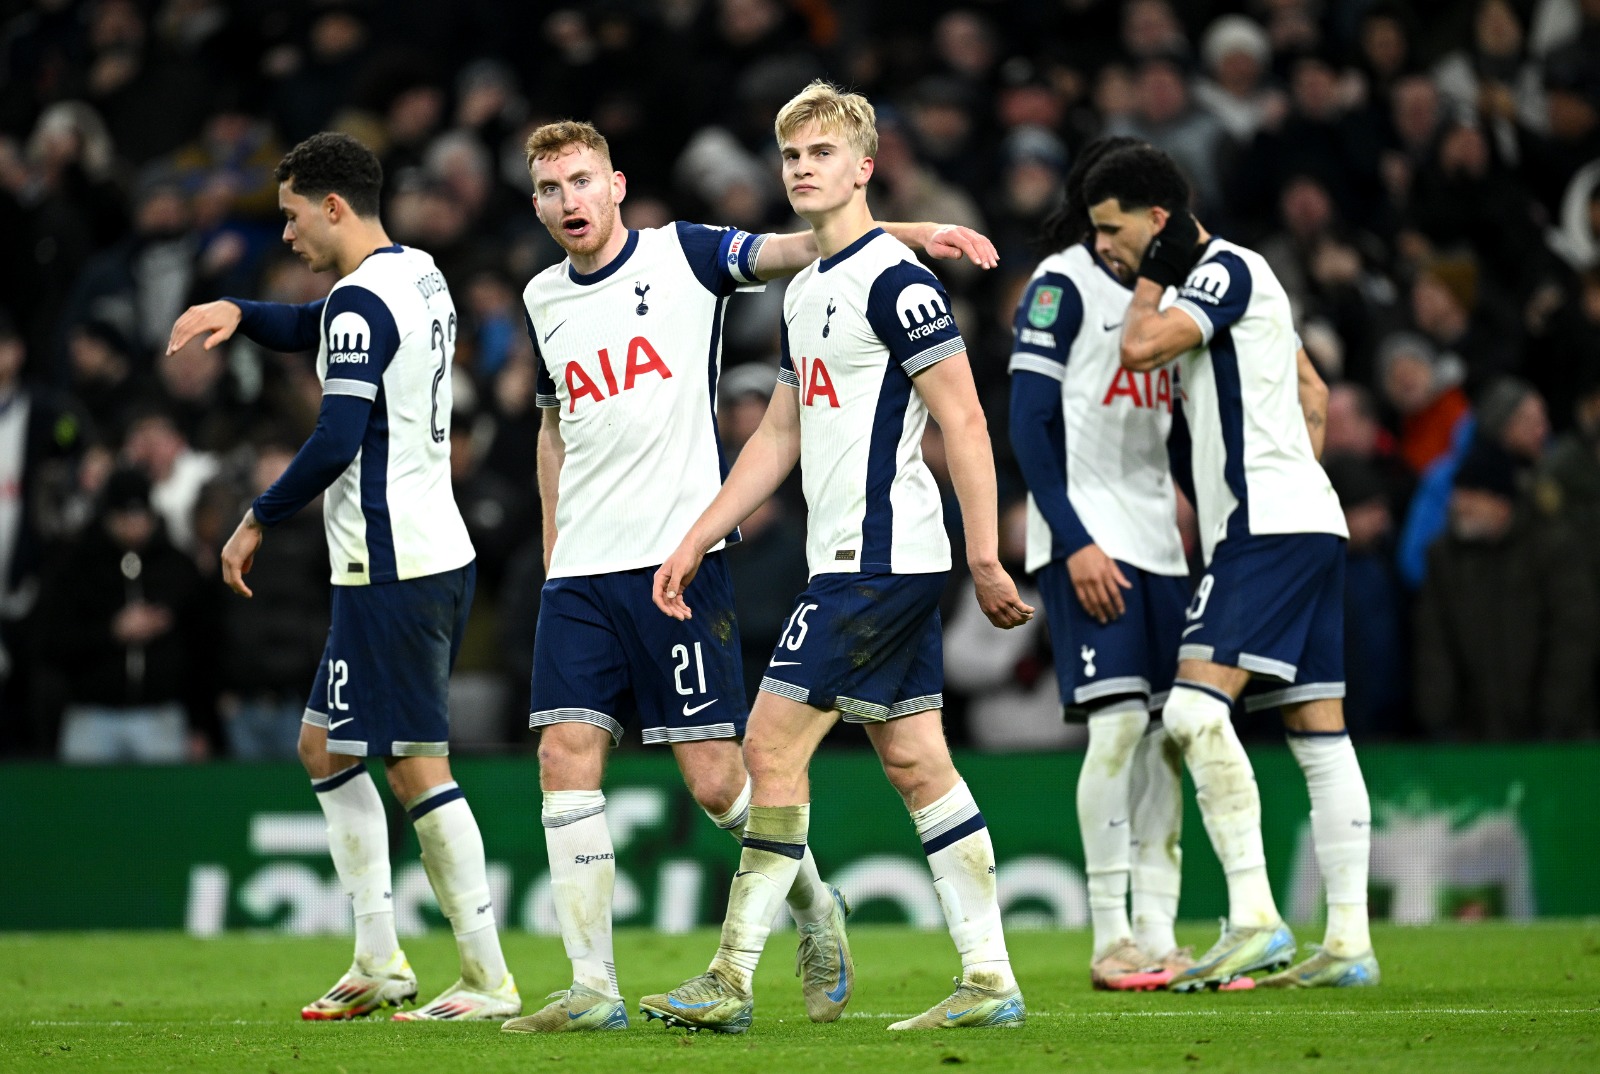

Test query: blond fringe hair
[524,120,612,172]
[774,80,878,158]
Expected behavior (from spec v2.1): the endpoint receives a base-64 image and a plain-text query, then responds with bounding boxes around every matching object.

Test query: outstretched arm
[168,298,326,354]
[753,223,999,279]
[916,352,1033,629]
[653,386,802,619]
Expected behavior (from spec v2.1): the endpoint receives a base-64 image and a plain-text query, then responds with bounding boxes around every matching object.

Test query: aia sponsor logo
[564,336,672,412]
[1103,367,1175,412]
[793,354,840,408]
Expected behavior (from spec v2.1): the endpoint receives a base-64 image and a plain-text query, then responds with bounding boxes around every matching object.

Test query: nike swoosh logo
[825,949,850,1003]
[682,699,718,717]
[768,659,801,668]
[542,319,567,343]
[328,717,354,731]
[1102,321,1123,331]
[947,1006,980,1020]
[1181,624,1204,637]
[733,870,765,879]
[1108,818,1127,827]
[666,996,722,1010]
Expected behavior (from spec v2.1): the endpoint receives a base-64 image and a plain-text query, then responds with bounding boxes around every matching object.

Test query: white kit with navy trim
[1169,238,1347,563]
[524,223,765,579]
[316,245,473,585]
[778,228,957,577]
[1009,243,1187,577]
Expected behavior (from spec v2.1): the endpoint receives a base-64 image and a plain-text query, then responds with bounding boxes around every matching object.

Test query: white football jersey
[779,229,957,577]
[1009,243,1187,576]
[316,245,474,585]
[526,223,765,579]
[1170,238,1347,563]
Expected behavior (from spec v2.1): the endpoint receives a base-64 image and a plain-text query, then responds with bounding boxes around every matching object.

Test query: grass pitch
[3,922,1597,1073]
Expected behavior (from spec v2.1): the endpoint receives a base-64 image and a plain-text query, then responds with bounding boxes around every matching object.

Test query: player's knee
[877,739,955,804]
[296,724,330,775]
[684,762,746,816]
[742,739,797,792]
[535,724,607,789]
[1161,684,1231,751]
[1084,701,1150,764]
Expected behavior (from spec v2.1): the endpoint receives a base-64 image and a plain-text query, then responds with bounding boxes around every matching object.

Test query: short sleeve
[525,309,559,408]
[1172,251,1253,345]
[777,317,800,388]
[321,285,400,402]
[675,221,769,295]
[1008,272,1083,382]
[864,260,965,375]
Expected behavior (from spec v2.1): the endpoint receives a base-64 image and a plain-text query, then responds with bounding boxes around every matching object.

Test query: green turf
[3,923,1597,1073]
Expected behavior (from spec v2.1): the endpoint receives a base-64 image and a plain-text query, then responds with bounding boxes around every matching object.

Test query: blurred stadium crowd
[2,0,1599,762]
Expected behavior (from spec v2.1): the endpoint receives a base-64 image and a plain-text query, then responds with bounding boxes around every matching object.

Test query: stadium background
[1,0,1598,935]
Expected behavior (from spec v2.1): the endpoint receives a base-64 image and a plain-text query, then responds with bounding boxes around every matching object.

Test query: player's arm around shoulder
[1120,278,1202,372]
[751,223,999,281]
[1119,212,1208,372]
[913,353,1033,629]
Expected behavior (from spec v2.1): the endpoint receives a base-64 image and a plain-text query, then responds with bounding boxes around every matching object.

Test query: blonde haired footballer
[504,116,1003,1032]
[641,82,1033,1033]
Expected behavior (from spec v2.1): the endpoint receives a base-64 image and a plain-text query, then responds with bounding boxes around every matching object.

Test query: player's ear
[857,154,874,187]
[1149,204,1171,232]
[612,169,627,206]
[324,192,344,223]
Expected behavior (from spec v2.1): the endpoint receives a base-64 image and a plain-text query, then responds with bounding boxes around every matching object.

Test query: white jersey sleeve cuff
[1007,352,1066,381]
[777,367,801,388]
[324,378,378,401]
[1172,298,1215,345]
[536,393,560,408]
[903,335,965,376]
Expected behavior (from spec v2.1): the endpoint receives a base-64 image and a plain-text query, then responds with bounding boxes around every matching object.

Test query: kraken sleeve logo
[327,311,372,363]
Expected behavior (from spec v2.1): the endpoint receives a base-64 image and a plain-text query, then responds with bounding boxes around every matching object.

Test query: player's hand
[220,510,265,598]
[167,300,242,355]
[1067,543,1131,624]
[1137,210,1201,290]
[971,560,1034,629]
[925,225,999,270]
[653,542,706,621]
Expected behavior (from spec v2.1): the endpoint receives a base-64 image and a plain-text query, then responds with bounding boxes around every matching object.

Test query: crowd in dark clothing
[2,0,1599,761]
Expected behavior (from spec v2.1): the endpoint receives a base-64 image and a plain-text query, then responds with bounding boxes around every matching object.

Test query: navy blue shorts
[1036,560,1190,719]
[529,552,747,746]
[758,571,945,723]
[1176,533,1346,712]
[304,562,476,757]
